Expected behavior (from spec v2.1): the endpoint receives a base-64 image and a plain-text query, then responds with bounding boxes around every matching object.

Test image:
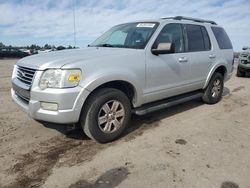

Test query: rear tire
[202,72,224,104]
[80,88,131,143]
[236,67,246,77]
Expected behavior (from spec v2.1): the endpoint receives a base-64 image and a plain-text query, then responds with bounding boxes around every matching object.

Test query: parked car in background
[38,49,54,54]
[237,46,250,77]
[0,47,29,58]
[11,16,234,143]
[19,49,32,55]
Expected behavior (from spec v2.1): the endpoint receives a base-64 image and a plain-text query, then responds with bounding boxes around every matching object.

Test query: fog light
[41,102,58,111]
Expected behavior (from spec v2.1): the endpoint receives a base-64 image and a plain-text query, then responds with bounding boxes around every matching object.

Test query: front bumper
[11,86,90,124]
[238,63,250,71]
[238,57,250,71]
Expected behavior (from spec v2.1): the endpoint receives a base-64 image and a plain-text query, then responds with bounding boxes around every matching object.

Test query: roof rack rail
[162,16,217,25]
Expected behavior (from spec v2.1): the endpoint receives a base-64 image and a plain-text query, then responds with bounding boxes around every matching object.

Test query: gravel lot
[0,59,250,188]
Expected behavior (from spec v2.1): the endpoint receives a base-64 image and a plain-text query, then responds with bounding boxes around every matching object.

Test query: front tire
[80,88,131,143]
[202,72,224,104]
[236,67,246,77]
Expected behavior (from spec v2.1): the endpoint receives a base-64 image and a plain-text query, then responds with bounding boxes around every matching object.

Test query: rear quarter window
[211,27,233,49]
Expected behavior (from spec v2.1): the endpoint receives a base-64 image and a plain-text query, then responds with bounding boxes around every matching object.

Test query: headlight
[39,69,81,90]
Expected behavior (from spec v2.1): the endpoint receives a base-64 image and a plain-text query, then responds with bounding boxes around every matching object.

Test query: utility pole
[73,0,76,48]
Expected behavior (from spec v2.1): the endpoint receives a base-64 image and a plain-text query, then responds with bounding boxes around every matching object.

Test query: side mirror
[242,46,248,50]
[151,43,175,55]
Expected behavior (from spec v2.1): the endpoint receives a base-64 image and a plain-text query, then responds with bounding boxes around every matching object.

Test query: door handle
[209,54,216,59]
[178,57,188,63]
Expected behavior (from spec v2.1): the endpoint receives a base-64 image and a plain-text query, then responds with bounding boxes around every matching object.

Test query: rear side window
[201,27,211,50]
[211,27,233,49]
[186,24,211,52]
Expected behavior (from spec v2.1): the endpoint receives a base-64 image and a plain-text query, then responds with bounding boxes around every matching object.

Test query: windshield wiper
[90,44,132,49]
[96,44,114,47]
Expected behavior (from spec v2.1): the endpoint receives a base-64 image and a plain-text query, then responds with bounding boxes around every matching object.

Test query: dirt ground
[0,59,250,188]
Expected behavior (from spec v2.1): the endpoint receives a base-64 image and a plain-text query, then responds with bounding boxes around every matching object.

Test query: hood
[16,47,140,70]
[241,49,250,54]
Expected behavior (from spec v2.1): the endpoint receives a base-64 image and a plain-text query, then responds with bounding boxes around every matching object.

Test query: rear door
[184,24,213,87]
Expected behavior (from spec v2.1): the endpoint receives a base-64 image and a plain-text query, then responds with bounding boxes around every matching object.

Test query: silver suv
[11,16,234,143]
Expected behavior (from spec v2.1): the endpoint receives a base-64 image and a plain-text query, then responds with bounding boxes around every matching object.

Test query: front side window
[90,22,159,49]
[153,23,184,53]
[211,27,233,49]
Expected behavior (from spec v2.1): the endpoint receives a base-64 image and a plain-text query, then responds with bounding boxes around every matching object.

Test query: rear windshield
[211,27,233,49]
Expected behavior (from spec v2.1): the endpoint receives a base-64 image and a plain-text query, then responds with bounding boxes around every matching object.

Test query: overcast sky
[0,0,249,51]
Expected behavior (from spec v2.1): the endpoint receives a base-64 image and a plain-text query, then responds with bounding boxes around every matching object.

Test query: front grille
[241,53,248,58]
[16,66,36,87]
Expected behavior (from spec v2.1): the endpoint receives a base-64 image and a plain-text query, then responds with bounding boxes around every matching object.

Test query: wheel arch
[81,75,143,108]
[203,64,227,89]
[90,80,138,106]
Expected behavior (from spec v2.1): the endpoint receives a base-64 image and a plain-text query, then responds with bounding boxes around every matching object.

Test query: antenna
[73,0,76,47]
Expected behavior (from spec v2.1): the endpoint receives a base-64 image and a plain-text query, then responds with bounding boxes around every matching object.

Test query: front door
[145,23,191,103]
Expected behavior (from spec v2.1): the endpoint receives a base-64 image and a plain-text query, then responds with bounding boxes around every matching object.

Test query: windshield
[89,22,159,49]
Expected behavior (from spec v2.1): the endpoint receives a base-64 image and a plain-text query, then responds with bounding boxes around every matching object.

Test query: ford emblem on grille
[20,70,26,77]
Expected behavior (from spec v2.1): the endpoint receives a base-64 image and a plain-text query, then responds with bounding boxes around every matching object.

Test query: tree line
[0,42,76,51]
